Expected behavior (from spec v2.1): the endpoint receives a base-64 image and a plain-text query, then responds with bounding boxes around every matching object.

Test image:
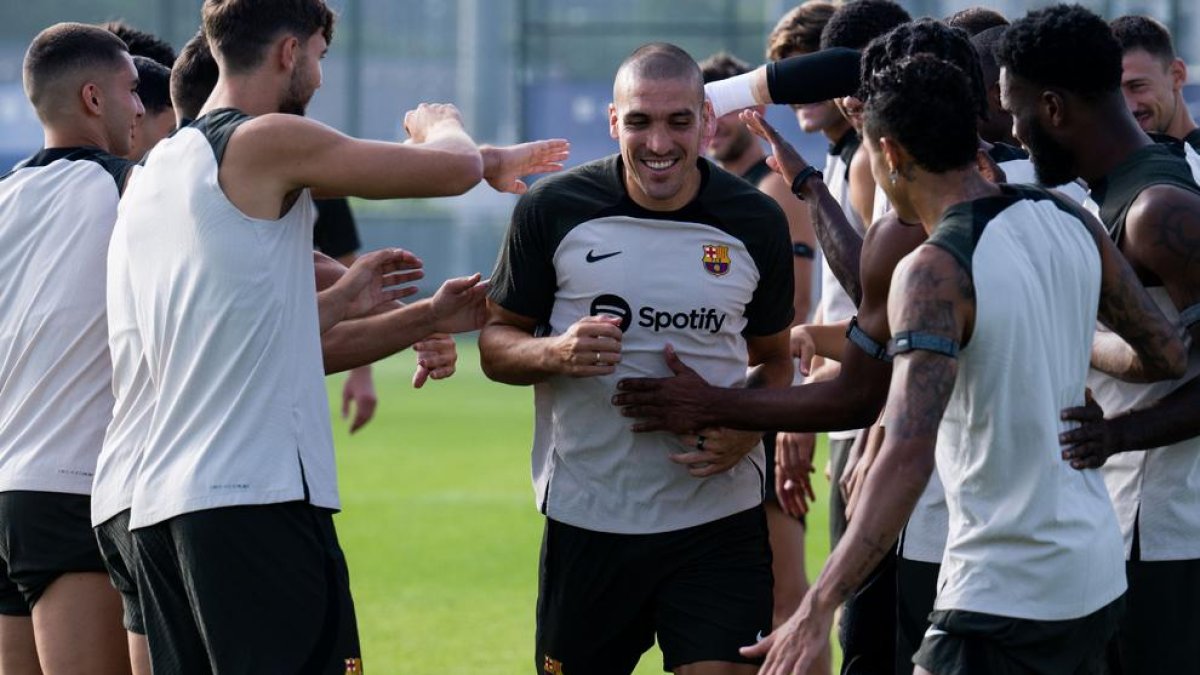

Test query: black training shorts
[0,491,108,615]
[95,509,143,634]
[133,501,361,674]
[535,506,773,674]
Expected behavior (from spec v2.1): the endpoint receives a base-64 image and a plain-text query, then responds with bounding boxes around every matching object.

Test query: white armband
[705,71,759,118]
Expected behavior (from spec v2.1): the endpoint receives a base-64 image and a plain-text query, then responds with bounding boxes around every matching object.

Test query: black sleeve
[766,47,862,105]
[312,198,362,259]
[488,191,558,322]
[744,206,796,336]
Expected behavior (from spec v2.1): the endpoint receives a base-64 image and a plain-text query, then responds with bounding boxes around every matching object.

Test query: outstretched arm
[742,110,864,304]
[744,243,970,675]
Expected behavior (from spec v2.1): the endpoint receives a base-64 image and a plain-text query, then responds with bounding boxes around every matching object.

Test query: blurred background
[0,0,1195,289]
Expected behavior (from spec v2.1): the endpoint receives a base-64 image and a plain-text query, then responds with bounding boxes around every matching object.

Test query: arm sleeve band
[705,72,760,118]
[792,242,815,259]
[888,331,959,359]
[1179,302,1200,330]
[847,316,892,362]
[766,48,863,106]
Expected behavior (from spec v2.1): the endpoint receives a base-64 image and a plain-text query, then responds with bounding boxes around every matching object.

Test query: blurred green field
[329,342,835,674]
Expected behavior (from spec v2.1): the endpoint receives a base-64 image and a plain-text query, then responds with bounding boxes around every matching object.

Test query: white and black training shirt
[0,148,133,496]
[490,155,794,534]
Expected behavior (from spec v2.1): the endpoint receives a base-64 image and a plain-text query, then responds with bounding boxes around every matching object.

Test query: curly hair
[863,54,980,173]
[996,4,1122,100]
[102,21,176,68]
[819,0,911,51]
[1111,15,1176,63]
[767,2,836,61]
[943,7,1009,36]
[860,19,987,121]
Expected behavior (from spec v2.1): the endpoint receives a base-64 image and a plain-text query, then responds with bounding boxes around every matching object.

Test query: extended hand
[430,274,489,334]
[672,428,763,478]
[482,140,571,194]
[403,103,465,144]
[338,248,424,320]
[613,345,716,433]
[740,592,835,675]
[1060,393,1122,469]
[790,325,817,377]
[412,333,457,388]
[776,432,817,517]
[740,109,811,189]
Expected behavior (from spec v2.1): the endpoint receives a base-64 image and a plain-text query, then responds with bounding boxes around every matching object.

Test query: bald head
[23,22,131,122]
[614,43,703,105]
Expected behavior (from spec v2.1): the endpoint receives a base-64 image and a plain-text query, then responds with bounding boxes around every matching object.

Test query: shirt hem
[129,488,339,529]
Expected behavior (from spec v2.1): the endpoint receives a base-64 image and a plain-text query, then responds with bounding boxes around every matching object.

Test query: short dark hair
[616,42,703,96]
[699,52,751,84]
[943,7,1009,36]
[864,54,979,173]
[1111,15,1176,63]
[767,2,837,61]
[971,25,1006,86]
[101,21,176,68]
[202,0,335,73]
[170,31,218,122]
[133,55,171,114]
[820,0,912,51]
[23,22,130,115]
[997,4,1122,100]
[861,19,988,120]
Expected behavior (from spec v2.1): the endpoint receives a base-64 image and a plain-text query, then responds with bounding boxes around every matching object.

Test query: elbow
[848,384,888,428]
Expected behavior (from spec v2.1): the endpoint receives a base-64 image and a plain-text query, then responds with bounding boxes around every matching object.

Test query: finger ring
[595,352,602,365]
[696,435,706,450]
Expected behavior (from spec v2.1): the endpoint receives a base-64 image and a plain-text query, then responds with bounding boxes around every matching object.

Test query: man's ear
[701,99,717,147]
[609,102,619,140]
[1041,89,1066,128]
[80,81,103,117]
[1171,57,1188,93]
[278,35,301,72]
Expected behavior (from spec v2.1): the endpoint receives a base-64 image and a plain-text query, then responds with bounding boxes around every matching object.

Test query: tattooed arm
[741,110,865,304]
[1088,187,1192,382]
[743,244,971,675]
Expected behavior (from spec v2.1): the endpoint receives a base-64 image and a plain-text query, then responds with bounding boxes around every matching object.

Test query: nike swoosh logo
[756,630,766,642]
[586,250,622,263]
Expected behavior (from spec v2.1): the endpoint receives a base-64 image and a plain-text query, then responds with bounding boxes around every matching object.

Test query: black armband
[792,242,815,259]
[1179,302,1200,331]
[790,165,823,199]
[766,48,862,105]
[846,316,892,362]
[888,331,959,359]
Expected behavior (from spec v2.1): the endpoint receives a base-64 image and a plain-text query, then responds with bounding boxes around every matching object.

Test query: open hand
[613,345,716,433]
[776,432,817,517]
[672,427,763,478]
[482,139,571,194]
[341,367,377,434]
[740,592,835,675]
[740,109,812,189]
[430,274,489,334]
[1060,392,1122,469]
[338,248,424,320]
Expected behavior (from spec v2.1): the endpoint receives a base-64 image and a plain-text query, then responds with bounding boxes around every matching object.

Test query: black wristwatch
[790,165,823,199]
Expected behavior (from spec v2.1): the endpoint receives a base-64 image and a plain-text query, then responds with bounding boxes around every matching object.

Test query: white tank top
[821,135,867,441]
[92,167,155,525]
[0,148,133,495]
[1090,288,1200,561]
[927,185,1125,621]
[121,109,336,529]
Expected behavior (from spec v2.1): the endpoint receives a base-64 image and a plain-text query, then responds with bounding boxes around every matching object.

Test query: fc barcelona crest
[702,244,731,276]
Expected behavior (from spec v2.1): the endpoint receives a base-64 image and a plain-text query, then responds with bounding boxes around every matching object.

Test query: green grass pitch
[329,341,836,674]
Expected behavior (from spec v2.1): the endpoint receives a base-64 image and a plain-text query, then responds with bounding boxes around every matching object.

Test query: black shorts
[838,545,896,675]
[0,491,108,616]
[536,506,773,674]
[95,509,143,634]
[1108,558,1200,674]
[762,432,806,527]
[828,435,857,548]
[132,501,360,675]
[896,556,940,673]
[914,597,1123,675]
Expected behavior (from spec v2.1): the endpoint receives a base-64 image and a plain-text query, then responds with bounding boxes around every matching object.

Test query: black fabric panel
[1089,143,1200,243]
[1185,128,1200,153]
[986,142,1028,164]
[312,198,361,259]
[739,158,772,187]
[3,147,136,194]
[766,48,862,105]
[191,107,253,168]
